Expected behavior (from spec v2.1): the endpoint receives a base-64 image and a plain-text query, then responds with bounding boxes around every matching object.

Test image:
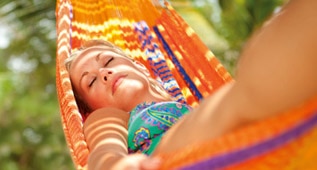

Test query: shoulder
[84,107,130,130]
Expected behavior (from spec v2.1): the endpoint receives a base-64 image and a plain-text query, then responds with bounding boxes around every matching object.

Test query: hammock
[55,0,317,169]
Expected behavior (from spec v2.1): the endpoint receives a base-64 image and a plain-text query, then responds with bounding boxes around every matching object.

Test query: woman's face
[69,46,151,112]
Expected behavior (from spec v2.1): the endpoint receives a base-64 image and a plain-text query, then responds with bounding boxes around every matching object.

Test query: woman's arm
[84,108,129,170]
[84,108,161,170]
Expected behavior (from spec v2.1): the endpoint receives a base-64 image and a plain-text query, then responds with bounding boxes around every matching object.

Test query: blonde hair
[65,40,128,72]
[65,39,171,117]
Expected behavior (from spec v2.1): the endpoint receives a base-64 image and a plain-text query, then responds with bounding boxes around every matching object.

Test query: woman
[66,40,192,169]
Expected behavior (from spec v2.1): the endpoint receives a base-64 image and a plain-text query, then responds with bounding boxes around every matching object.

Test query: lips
[112,74,127,95]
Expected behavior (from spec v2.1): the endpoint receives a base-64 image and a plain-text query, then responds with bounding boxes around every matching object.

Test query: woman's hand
[110,154,161,170]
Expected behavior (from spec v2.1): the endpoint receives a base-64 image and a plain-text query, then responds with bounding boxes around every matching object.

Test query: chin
[116,88,148,109]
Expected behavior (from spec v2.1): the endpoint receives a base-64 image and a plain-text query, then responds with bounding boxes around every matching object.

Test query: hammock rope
[56,0,317,169]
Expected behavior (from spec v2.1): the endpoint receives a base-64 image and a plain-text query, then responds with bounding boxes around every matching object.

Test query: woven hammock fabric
[158,97,317,169]
[56,0,317,169]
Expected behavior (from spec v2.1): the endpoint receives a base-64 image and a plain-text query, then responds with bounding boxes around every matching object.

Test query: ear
[134,60,150,76]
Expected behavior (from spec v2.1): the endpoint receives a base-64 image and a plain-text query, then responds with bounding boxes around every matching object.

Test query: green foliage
[0,0,74,169]
[196,0,285,48]
[0,71,74,170]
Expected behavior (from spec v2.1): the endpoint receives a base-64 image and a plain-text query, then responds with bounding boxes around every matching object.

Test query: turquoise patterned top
[127,101,192,155]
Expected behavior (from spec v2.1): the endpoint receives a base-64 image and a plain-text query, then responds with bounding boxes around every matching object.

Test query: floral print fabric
[128,101,192,155]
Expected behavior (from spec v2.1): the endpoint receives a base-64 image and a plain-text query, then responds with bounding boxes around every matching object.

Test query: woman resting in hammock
[66,0,317,169]
[65,39,192,169]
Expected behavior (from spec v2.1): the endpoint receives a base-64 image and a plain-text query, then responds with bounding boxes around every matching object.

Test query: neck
[126,87,171,112]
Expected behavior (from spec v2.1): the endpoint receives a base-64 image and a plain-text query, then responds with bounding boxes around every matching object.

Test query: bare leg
[154,0,317,154]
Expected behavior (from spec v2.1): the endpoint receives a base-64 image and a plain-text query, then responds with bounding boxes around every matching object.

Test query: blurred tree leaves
[0,0,285,169]
[0,0,74,169]
[215,0,285,48]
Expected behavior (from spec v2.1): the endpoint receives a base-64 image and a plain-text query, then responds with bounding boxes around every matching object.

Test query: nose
[98,68,112,82]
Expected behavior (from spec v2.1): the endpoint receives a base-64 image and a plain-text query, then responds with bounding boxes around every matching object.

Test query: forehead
[73,46,114,63]
[69,47,99,72]
[71,46,124,69]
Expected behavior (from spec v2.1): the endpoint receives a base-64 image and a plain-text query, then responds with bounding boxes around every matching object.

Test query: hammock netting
[55,0,317,169]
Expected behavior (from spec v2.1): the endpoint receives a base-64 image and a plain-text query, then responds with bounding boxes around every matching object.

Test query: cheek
[87,95,108,111]
[85,87,110,110]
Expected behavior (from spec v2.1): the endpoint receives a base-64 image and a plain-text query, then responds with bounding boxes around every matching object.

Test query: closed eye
[104,57,114,67]
[89,78,96,87]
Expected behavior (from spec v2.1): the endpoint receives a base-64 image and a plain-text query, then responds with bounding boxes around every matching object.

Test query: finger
[140,157,161,170]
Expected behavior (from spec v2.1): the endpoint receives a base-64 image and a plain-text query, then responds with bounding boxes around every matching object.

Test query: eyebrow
[95,52,102,62]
